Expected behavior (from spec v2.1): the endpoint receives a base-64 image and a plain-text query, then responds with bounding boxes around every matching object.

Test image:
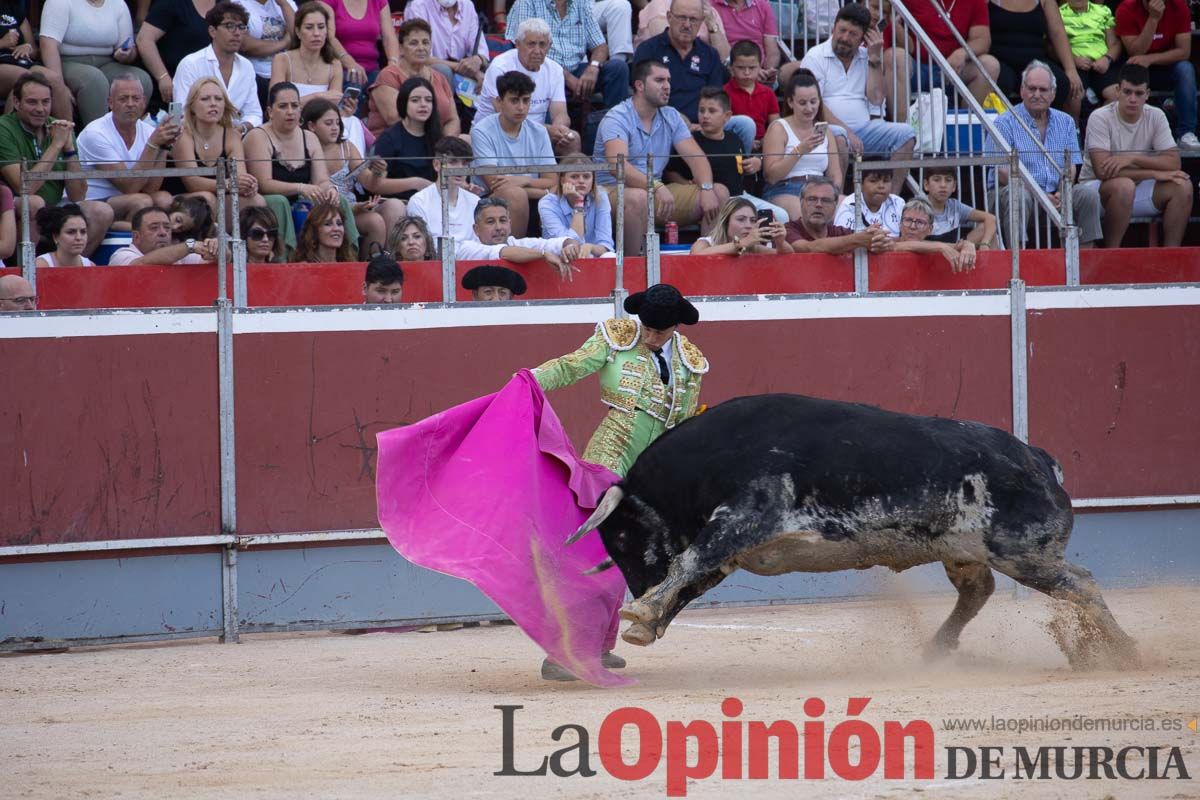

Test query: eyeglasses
[901,216,930,228]
[669,12,704,26]
[248,227,278,240]
[5,295,36,305]
[219,22,249,32]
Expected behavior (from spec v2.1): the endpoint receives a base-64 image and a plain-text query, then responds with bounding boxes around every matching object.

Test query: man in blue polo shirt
[633,0,756,153]
[594,59,727,255]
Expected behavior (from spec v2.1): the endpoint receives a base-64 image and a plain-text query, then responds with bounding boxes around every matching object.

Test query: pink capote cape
[375,369,632,687]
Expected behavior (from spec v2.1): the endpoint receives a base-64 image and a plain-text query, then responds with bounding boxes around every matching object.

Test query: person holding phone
[37,0,152,126]
[690,197,793,254]
[762,70,843,225]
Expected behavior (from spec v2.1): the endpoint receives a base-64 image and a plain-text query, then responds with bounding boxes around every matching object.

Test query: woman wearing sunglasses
[240,206,284,262]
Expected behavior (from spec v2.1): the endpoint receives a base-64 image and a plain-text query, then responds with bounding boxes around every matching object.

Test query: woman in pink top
[320,0,400,83]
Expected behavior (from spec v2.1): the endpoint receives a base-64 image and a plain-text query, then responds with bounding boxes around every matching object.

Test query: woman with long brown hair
[293,201,357,262]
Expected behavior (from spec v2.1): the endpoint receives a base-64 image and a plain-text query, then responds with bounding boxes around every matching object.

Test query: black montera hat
[461,265,527,295]
[623,283,699,329]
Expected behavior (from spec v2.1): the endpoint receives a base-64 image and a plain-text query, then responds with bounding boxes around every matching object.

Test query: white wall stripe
[0,284,1196,339]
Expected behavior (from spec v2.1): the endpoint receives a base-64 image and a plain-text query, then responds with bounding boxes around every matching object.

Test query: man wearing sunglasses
[172,1,264,134]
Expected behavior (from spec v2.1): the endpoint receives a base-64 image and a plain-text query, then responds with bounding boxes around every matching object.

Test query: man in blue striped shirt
[985,61,1102,247]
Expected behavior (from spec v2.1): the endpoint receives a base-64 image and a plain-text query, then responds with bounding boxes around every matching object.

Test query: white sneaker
[1178,132,1200,149]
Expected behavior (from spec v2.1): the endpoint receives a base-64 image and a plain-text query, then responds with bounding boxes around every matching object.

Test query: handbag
[908,88,948,154]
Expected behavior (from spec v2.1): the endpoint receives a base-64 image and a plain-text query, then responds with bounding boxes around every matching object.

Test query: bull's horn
[565,485,625,545]
[582,558,614,575]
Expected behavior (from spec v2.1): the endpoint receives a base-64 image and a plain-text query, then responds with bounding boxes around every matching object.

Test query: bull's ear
[566,485,625,545]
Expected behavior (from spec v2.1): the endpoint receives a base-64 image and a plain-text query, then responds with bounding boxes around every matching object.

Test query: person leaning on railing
[783,176,892,254]
[690,196,793,255]
[107,205,218,265]
[0,72,114,258]
[890,197,977,272]
[457,196,577,279]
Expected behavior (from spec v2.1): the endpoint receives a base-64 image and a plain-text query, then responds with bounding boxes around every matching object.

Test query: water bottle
[292,199,313,234]
[665,221,678,245]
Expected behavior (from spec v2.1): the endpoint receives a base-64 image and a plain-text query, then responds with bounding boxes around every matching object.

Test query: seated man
[801,3,916,185]
[363,252,405,303]
[985,61,1102,248]
[476,19,576,153]
[594,59,727,255]
[633,0,755,153]
[1081,64,1193,247]
[784,176,891,253]
[891,197,977,272]
[1115,0,1199,148]
[503,0,630,110]
[108,207,217,265]
[0,73,113,258]
[880,0,1001,119]
[77,74,180,225]
[462,264,528,300]
[471,71,558,238]
[456,197,575,279]
[0,274,37,311]
[172,1,263,134]
[406,136,480,241]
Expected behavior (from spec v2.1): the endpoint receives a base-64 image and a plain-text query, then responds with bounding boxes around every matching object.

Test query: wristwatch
[185,238,196,254]
[699,182,714,191]
[589,59,600,69]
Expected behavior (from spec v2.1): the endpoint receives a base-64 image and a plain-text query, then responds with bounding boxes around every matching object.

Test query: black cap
[461,265,527,296]
[623,283,698,329]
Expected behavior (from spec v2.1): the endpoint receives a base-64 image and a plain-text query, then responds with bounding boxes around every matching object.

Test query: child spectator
[723,41,780,149]
[538,153,615,255]
[834,168,904,236]
[1059,0,1123,113]
[664,87,789,222]
[921,165,998,246]
[406,136,481,241]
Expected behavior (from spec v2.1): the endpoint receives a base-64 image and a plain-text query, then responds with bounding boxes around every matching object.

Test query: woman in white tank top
[761,71,844,224]
[34,205,95,270]
[270,2,343,109]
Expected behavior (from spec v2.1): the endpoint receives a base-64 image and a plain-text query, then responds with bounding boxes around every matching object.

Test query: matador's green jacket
[532,318,709,476]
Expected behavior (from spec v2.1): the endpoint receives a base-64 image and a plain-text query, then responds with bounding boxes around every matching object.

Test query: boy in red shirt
[723,41,781,151]
[1115,0,1198,147]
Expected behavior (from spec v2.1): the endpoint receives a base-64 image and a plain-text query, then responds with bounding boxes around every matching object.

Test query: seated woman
[37,0,151,126]
[690,197,792,255]
[538,154,614,257]
[169,195,217,244]
[762,71,843,225]
[892,198,977,272]
[270,2,342,108]
[34,203,95,268]
[366,18,459,138]
[364,76,443,202]
[171,77,266,227]
[0,2,73,121]
[385,214,436,261]
[240,206,284,262]
[245,82,340,204]
[293,201,357,262]
[303,98,405,257]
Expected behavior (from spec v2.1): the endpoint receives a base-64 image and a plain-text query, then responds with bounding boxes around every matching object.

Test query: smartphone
[340,85,361,106]
[755,209,774,227]
[814,121,829,137]
[168,101,184,126]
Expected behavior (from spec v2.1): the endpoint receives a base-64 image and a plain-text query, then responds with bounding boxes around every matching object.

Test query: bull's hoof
[621,622,656,647]
[921,634,958,662]
[619,598,658,625]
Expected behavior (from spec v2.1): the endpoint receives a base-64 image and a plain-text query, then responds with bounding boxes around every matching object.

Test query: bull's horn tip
[582,558,614,575]
[564,527,589,545]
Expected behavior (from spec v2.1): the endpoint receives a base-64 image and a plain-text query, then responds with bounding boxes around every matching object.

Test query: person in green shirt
[532,283,709,478]
[1059,0,1125,117]
[0,73,114,258]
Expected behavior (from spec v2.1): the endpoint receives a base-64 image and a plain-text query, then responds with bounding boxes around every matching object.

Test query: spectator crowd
[0,0,1195,288]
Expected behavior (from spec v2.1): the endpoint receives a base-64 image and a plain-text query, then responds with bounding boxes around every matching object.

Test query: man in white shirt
[406,136,481,240]
[1082,63,1194,248]
[800,3,915,185]
[475,19,576,152]
[77,75,181,223]
[108,207,217,265]
[457,197,579,281]
[173,1,264,133]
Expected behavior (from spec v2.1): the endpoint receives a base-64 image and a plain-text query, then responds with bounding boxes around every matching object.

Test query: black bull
[569,394,1139,668]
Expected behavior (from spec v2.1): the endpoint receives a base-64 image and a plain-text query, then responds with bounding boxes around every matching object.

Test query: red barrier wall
[5,246,1197,310]
[0,332,221,546]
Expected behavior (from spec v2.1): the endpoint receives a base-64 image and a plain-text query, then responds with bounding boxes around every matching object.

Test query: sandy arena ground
[3,585,1199,800]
